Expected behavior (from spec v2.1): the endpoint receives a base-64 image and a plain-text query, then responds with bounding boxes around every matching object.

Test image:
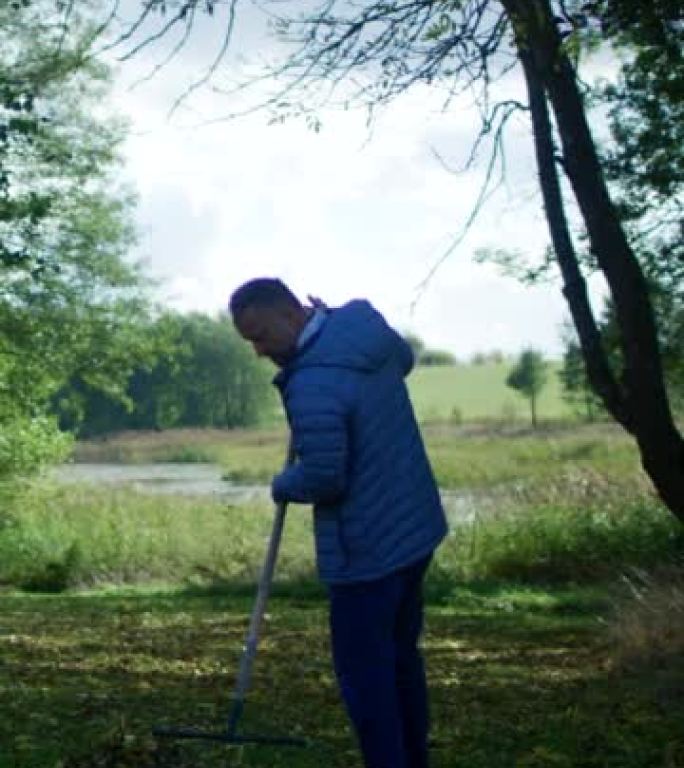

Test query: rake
[153,437,308,748]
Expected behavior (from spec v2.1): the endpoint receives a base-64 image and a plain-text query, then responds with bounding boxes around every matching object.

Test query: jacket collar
[273,309,330,390]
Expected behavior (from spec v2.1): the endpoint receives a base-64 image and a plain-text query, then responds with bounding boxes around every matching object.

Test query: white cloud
[105,11,614,359]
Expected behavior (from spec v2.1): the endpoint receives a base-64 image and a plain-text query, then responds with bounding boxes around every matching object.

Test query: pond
[53,462,268,504]
[52,462,481,523]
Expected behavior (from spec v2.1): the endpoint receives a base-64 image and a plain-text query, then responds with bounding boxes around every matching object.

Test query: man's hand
[271,472,289,504]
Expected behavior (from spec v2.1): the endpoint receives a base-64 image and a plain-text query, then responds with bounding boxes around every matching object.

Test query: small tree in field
[507,350,548,428]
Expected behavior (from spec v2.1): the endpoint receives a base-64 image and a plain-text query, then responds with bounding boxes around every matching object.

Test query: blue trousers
[328,555,432,768]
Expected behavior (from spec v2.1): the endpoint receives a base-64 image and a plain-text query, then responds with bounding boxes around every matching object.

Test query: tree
[403,332,456,366]
[419,349,457,366]
[506,349,548,428]
[555,1,683,422]
[0,0,157,475]
[558,338,603,422]
[560,296,683,423]
[0,1,98,273]
[599,0,683,413]
[54,313,276,435]
[403,332,426,362]
[213,0,681,518]
[165,313,274,430]
[40,1,684,519]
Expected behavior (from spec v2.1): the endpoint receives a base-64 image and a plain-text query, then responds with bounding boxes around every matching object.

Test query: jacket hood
[274,300,410,387]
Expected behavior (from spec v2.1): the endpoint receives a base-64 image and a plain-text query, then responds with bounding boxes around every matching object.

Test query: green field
[408,362,571,423]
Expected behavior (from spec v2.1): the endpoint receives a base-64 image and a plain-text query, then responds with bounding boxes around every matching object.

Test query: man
[230,277,448,768]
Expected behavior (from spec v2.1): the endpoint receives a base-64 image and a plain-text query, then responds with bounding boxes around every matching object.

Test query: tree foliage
[554,0,683,420]
[54,313,276,436]
[404,332,457,366]
[0,0,158,475]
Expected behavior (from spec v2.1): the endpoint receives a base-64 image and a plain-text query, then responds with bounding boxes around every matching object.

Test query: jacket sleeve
[271,375,349,505]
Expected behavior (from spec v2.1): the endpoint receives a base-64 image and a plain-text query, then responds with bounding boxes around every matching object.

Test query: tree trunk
[530,392,537,429]
[517,46,631,430]
[503,0,684,520]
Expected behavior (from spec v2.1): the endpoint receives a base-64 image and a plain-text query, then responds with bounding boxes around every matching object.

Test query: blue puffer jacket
[272,299,448,584]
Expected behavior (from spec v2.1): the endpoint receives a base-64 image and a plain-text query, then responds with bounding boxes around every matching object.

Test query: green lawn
[2,582,682,768]
[407,362,572,423]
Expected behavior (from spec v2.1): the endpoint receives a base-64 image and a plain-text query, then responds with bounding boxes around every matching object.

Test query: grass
[607,564,684,670]
[1,582,682,768]
[72,427,287,469]
[3,413,684,766]
[407,361,571,423]
[2,464,681,592]
[421,422,641,489]
[71,421,644,493]
[0,482,315,591]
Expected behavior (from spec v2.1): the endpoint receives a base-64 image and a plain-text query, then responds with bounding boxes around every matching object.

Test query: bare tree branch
[94,1,159,56]
[57,0,77,54]
[118,3,197,62]
[167,0,241,118]
[129,4,199,90]
[412,96,519,309]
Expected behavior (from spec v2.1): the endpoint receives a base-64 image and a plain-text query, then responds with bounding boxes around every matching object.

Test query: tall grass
[606,564,684,669]
[0,481,314,591]
[2,470,681,592]
[435,459,682,584]
[442,498,683,584]
[423,422,642,488]
[73,427,288,467]
[72,423,644,493]
[7,419,678,592]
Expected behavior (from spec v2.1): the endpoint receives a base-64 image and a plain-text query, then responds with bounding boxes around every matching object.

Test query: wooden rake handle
[226,434,296,736]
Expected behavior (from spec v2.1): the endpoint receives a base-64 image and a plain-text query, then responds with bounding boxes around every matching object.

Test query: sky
[104,3,614,361]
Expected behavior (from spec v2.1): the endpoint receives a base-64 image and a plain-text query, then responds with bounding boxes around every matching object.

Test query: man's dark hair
[229,278,302,318]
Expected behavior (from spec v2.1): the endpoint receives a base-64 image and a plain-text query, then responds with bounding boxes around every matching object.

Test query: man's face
[234,304,304,367]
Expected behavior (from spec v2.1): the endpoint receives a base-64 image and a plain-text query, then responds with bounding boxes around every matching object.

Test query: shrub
[20,543,84,593]
[442,499,684,584]
[419,349,457,366]
[0,415,72,479]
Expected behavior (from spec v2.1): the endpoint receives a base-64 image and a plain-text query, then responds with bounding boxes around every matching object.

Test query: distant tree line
[470,350,508,366]
[404,333,457,367]
[52,313,275,437]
